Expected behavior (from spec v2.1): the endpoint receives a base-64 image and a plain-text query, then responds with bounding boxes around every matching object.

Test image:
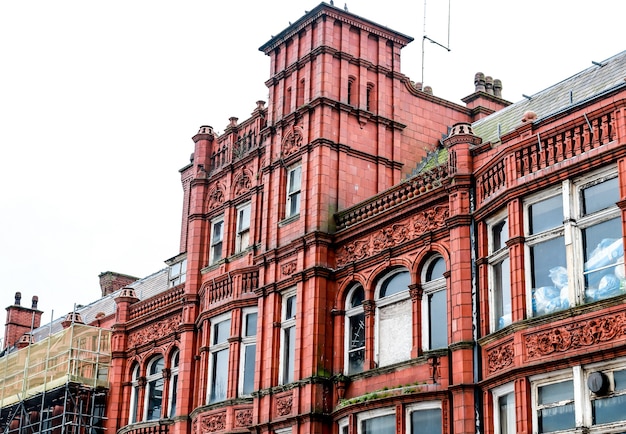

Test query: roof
[473,50,626,144]
[32,268,169,341]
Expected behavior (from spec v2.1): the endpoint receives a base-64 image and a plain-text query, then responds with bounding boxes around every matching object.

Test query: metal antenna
[421,0,451,86]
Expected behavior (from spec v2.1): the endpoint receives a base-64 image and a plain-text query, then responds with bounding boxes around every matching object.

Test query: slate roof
[32,268,170,341]
[473,50,626,144]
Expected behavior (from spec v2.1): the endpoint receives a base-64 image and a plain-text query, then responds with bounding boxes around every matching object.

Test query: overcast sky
[1,0,625,340]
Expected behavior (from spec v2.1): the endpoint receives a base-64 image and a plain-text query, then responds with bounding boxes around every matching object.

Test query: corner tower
[259,3,414,236]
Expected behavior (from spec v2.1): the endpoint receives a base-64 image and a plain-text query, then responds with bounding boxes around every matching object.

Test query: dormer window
[169,258,187,288]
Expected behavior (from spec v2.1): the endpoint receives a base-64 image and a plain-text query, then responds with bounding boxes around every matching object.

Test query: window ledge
[279,213,300,227]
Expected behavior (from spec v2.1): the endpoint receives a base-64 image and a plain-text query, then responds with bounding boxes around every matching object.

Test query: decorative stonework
[336,205,449,267]
[199,412,227,433]
[525,311,626,360]
[127,314,182,348]
[233,167,253,197]
[281,126,303,157]
[234,409,253,427]
[281,260,297,276]
[486,342,514,373]
[208,184,226,210]
[276,394,293,417]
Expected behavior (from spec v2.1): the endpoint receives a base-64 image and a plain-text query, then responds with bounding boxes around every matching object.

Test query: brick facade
[3,4,626,434]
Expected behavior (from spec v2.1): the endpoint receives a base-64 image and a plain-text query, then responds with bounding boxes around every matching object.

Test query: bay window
[525,169,623,318]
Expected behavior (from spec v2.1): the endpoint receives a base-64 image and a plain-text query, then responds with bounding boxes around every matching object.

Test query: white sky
[1,0,625,339]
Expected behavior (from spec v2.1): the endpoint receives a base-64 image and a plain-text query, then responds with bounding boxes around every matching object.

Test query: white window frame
[285,164,302,218]
[235,202,251,253]
[129,363,141,424]
[238,308,258,396]
[279,289,297,385]
[144,355,165,421]
[421,256,447,350]
[530,367,583,433]
[492,382,515,434]
[168,258,187,288]
[488,211,511,331]
[375,268,412,367]
[338,417,349,434]
[405,401,443,434]
[209,216,224,264]
[345,284,366,375]
[207,313,231,404]
[167,349,179,419]
[356,407,396,434]
[583,357,626,432]
[524,167,622,318]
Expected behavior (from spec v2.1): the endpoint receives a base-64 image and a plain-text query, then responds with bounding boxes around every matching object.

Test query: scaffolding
[0,324,111,434]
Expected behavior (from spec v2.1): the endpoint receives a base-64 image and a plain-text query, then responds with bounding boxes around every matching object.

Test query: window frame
[488,211,512,331]
[421,256,448,350]
[492,382,515,434]
[375,268,412,367]
[524,167,622,318]
[405,401,443,434]
[279,289,297,385]
[168,257,187,288]
[209,215,225,265]
[530,368,581,434]
[344,283,366,375]
[583,357,626,431]
[167,349,179,419]
[238,308,258,396]
[207,313,231,404]
[129,363,141,424]
[356,407,396,434]
[285,164,302,219]
[235,202,252,254]
[144,355,165,421]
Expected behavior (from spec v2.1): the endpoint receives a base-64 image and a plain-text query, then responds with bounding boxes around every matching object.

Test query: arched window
[145,356,165,420]
[345,284,365,374]
[421,256,448,350]
[129,363,141,424]
[168,350,179,418]
[375,269,412,367]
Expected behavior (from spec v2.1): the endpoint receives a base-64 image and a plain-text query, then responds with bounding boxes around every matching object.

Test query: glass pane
[538,403,575,432]
[539,381,574,404]
[288,166,302,193]
[212,242,222,262]
[593,393,626,425]
[492,219,509,251]
[426,257,446,281]
[245,313,257,337]
[348,348,365,374]
[583,218,625,302]
[429,290,447,349]
[243,344,256,395]
[169,374,178,418]
[494,257,512,330]
[529,195,563,234]
[238,205,251,231]
[582,177,618,215]
[289,191,301,215]
[172,351,179,367]
[363,414,395,434]
[213,221,223,241]
[214,320,231,345]
[350,286,364,307]
[210,349,229,402]
[150,357,165,375]
[286,295,296,319]
[283,326,295,383]
[410,408,442,434]
[615,369,626,391]
[348,313,365,374]
[531,237,568,316]
[147,378,164,420]
[499,392,515,434]
[380,270,410,297]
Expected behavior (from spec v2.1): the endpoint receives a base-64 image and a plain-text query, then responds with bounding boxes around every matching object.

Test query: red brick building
[3,3,626,434]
